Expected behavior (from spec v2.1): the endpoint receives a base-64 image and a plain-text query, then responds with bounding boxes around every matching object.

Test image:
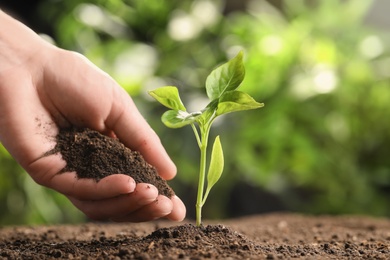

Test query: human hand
[0,11,186,222]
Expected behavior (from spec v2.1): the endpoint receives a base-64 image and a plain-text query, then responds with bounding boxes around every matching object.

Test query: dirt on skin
[45,127,174,198]
[0,213,389,259]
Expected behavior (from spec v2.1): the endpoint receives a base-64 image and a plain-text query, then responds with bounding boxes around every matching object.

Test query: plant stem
[195,122,214,226]
[195,133,207,226]
[191,124,201,148]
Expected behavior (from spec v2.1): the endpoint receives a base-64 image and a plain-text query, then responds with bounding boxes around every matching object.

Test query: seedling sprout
[149,51,264,226]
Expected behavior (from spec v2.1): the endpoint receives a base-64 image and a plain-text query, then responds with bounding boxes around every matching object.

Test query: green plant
[149,51,264,226]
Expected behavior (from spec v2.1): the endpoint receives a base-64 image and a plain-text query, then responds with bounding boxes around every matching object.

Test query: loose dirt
[0,213,389,259]
[45,127,174,198]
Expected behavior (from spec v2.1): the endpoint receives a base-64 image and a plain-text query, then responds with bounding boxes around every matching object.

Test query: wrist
[0,10,54,74]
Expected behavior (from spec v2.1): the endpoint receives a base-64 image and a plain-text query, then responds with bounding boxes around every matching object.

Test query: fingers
[166,195,186,222]
[110,195,173,222]
[31,153,186,222]
[31,155,186,222]
[109,195,186,222]
[69,183,161,221]
[27,152,136,201]
[67,184,186,222]
[49,172,137,201]
[69,183,159,220]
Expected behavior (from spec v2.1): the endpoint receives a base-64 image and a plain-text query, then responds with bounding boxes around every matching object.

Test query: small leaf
[149,86,186,111]
[161,110,198,128]
[206,136,224,190]
[216,90,264,116]
[205,51,245,100]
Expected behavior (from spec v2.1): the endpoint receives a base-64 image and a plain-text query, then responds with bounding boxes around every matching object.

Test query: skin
[0,11,186,222]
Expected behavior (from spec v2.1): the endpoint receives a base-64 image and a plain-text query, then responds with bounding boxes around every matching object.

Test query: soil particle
[0,213,389,259]
[46,127,174,198]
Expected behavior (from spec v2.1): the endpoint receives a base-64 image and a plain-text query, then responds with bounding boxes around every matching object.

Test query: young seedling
[149,51,264,226]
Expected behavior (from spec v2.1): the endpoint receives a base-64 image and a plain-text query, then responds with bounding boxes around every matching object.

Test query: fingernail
[135,184,158,206]
[123,178,136,194]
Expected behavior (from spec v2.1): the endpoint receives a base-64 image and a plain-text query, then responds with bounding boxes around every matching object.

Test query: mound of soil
[0,213,389,259]
[46,127,174,198]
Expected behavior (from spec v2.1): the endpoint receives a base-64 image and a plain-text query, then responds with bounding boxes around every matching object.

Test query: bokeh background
[1,0,389,225]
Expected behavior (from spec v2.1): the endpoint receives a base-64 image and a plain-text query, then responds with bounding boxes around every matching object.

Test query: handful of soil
[48,127,174,198]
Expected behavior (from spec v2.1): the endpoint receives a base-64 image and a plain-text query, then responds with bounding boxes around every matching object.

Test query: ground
[0,213,389,259]
[5,127,387,259]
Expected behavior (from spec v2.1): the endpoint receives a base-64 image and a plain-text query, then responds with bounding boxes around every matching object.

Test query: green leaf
[206,136,224,191]
[149,86,186,111]
[205,51,245,100]
[216,90,264,116]
[161,110,198,128]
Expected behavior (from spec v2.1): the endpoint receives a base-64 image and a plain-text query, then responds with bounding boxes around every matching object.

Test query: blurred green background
[1,0,389,225]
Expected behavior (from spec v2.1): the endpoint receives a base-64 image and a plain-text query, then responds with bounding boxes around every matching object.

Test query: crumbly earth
[46,127,174,198]
[0,213,389,259]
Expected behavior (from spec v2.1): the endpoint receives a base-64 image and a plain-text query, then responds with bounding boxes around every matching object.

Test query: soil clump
[47,127,174,198]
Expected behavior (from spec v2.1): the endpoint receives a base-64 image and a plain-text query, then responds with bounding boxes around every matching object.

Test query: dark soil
[0,213,389,259]
[46,127,174,198]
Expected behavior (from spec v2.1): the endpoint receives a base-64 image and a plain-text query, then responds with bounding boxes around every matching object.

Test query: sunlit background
[1,0,389,225]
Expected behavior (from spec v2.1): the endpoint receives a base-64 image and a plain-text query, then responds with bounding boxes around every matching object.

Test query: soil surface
[0,213,389,259]
[46,127,174,198]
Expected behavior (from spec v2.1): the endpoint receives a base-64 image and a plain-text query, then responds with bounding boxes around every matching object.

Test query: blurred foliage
[0,145,84,225]
[1,0,390,225]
